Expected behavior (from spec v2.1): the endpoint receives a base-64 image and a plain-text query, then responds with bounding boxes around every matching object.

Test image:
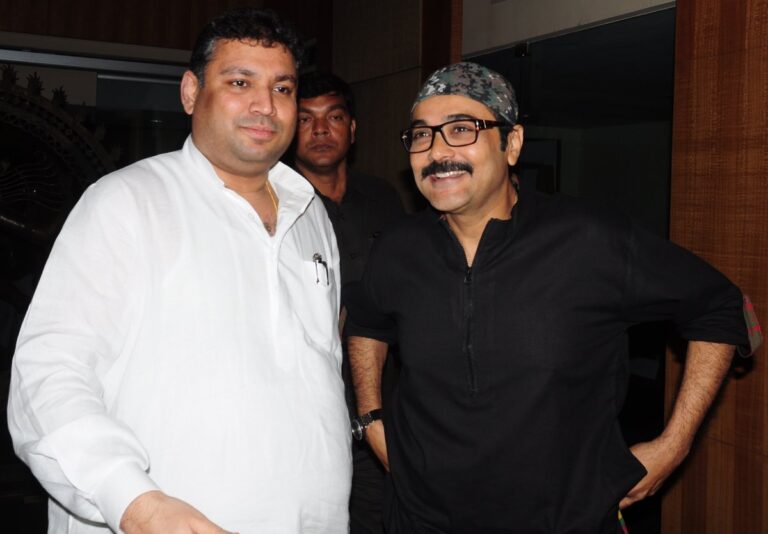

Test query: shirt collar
[183,135,317,217]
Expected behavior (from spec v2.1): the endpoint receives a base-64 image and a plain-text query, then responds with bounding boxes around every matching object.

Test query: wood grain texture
[0,0,49,35]
[0,0,332,51]
[449,0,462,63]
[332,0,421,84]
[664,0,768,532]
[333,0,460,212]
[421,0,462,80]
[263,0,333,70]
[349,68,422,211]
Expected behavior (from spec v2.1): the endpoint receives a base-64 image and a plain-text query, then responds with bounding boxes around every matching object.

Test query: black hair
[189,8,304,86]
[297,71,356,120]
[497,118,512,151]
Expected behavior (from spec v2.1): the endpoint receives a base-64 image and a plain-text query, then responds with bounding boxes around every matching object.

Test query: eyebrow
[275,73,297,84]
[298,103,349,114]
[410,113,479,127]
[217,67,297,84]
[219,67,255,77]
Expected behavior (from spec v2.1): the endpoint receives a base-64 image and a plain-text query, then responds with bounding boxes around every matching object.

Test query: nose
[428,129,455,161]
[248,87,275,116]
[312,118,330,137]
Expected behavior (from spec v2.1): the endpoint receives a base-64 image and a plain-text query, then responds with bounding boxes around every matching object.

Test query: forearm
[662,340,735,451]
[347,335,388,414]
[6,183,152,528]
[621,340,735,508]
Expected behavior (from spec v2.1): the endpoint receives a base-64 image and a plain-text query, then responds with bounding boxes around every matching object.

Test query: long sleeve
[620,219,750,351]
[7,178,158,530]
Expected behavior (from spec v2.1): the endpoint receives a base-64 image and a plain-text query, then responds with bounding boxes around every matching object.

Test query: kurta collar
[182,135,316,218]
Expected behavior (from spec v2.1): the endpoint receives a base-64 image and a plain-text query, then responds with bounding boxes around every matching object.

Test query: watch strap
[359,409,382,427]
[351,409,383,440]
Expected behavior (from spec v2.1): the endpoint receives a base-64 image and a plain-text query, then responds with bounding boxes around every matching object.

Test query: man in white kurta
[7,8,351,534]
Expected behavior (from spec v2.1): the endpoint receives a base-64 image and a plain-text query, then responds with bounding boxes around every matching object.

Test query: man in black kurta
[345,62,758,533]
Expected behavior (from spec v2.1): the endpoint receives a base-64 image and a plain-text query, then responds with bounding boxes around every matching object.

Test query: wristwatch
[351,409,382,441]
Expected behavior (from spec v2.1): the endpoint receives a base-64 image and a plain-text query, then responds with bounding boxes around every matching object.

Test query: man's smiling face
[181,38,298,183]
[410,94,523,217]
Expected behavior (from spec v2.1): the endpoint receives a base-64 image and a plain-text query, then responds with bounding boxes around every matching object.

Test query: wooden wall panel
[421,0,462,80]
[0,0,336,54]
[332,0,461,211]
[350,67,422,208]
[42,0,219,49]
[333,0,421,84]
[663,0,768,532]
[0,0,49,35]
[663,437,768,533]
[263,0,334,70]
[331,0,421,209]
[675,0,767,61]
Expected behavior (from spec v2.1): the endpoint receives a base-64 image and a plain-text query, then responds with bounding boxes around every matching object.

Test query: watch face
[351,419,363,440]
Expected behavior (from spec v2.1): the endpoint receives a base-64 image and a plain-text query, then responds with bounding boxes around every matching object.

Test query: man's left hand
[619,435,689,509]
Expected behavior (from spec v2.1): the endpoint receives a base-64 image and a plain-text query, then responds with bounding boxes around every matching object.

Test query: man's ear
[180,71,200,116]
[505,124,524,166]
[350,118,357,145]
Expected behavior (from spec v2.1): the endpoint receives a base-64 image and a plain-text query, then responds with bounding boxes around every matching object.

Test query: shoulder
[87,149,186,201]
[372,209,436,251]
[522,188,632,240]
[348,171,402,202]
[69,149,194,238]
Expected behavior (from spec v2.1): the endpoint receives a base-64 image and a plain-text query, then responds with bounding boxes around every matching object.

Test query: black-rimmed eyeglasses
[400,118,509,153]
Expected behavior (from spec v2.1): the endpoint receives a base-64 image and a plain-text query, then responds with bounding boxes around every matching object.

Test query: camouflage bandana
[412,62,518,124]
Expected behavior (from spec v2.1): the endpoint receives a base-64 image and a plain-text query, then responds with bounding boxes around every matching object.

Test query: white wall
[463,0,674,56]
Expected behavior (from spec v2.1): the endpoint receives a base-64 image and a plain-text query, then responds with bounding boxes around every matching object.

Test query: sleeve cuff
[739,294,763,357]
[345,323,398,345]
[92,462,159,532]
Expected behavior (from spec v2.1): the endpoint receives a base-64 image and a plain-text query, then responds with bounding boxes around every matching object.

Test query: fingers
[365,420,390,471]
[620,470,666,510]
[121,490,236,534]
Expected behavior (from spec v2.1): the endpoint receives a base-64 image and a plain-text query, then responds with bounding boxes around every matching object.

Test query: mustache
[421,160,473,179]
[237,117,278,131]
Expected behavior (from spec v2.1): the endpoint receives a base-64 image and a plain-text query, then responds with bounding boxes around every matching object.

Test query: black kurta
[346,181,748,534]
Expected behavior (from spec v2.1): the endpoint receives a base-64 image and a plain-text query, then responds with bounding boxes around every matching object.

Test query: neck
[297,160,348,203]
[445,180,518,267]
[193,133,271,192]
[221,174,279,236]
[219,173,270,194]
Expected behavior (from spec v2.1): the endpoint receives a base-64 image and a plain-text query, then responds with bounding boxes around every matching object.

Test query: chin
[307,158,334,167]
[420,190,465,212]
[424,198,461,214]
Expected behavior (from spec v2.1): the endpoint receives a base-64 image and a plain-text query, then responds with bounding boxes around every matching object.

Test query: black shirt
[314,170,403,415]
[346,181,748,533]
[316,171,403,295]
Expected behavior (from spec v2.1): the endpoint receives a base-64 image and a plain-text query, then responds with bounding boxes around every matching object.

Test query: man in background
[8,9,351,534]
[294,71,403,533]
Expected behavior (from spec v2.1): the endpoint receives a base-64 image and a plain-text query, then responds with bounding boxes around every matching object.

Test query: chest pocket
[284,259,337,353]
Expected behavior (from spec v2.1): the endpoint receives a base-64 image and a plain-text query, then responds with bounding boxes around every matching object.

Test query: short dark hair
[189,8,304,86]
[495,113,512,151]
[297,71,356,119]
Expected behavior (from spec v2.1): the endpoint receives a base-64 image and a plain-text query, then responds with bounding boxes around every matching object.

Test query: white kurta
[7,138,352,533]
